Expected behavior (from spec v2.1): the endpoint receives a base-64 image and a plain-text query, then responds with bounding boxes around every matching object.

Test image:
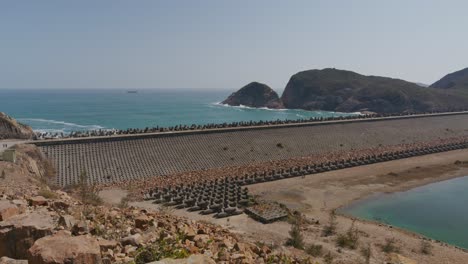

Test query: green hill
[281,68,468,113]
[431,68,468,90]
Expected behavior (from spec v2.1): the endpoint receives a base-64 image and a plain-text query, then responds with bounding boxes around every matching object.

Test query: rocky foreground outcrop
[28,232,102,264]
[0,143,310,264]
[0,113,33,140]
[222,82,284,109]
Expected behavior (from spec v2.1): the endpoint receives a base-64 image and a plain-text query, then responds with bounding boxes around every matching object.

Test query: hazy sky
[1,0,467,89]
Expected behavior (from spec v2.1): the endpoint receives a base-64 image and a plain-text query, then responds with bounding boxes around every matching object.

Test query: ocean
[339,176,468,249]
[0,89,354,134]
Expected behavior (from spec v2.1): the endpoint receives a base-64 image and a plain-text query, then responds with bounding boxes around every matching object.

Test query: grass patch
[322,210,337,237]
[134,234,190,264]
[118,195,130,209]
[420,240,432,255]
[336,221,359,250]
[305,243,323,257]
[38,188,58,199]
[77,170,103,206]
[285,214,305,249]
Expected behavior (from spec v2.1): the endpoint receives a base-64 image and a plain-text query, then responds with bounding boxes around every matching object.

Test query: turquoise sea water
[340,176,468,249]
[0,89,354,133]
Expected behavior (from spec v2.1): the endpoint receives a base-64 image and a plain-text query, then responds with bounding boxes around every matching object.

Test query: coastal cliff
[222,82,284,109]
[0,112,34,140]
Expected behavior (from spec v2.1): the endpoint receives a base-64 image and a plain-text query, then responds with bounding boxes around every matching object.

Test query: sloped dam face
[33,113,468,187]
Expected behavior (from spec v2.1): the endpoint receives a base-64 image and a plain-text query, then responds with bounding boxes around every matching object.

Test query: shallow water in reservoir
[339,176,468,249]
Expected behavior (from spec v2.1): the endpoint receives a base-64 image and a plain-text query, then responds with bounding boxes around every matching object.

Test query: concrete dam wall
[34,113,468,187]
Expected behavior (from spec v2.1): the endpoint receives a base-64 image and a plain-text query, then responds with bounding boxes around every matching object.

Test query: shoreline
[229,149,468,263]
[121,149,468,263]
[336,174,468,252]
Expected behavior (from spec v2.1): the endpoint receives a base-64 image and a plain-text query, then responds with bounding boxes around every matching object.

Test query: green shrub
[77,170,102,205]
[336,221,359,249]
[381,238,399,253]
[322,210,337,237]
[38,188,58,199]
[134,235,189,264]
[285,222,304,249]
[420,240,432,255]
[305,243,323,257]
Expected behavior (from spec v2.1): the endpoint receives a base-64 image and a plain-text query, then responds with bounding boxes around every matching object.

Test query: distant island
[223,67,468,114]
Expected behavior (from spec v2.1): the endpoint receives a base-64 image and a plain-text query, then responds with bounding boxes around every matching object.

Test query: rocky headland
[221,82,284,109]
[223,68,468,114]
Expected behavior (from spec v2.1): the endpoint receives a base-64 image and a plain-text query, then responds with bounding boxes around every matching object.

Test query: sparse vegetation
[134,233,189,264]
[43,159,57,179]
[159,203,175,215]
[381,238,400,253]
[276,142,284,148]
[305,243,323,257]
[360,243,372,264]
[285,214,305,249]
[336,221,359,249]
[38,188,58,199]
[77,170,103,206]
[420,240,433,255]
[323,252,334,264]
[322,210,337,236]
[118,194,130,208]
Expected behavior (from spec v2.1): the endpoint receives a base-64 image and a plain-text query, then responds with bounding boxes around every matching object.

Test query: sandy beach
[128,149,468,264]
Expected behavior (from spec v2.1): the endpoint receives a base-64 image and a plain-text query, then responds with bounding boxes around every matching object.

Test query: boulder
[134,215,151,229]
[97,238,118,251]
[57,215,76,230]
[0,257,28,264]
[120,233,142,247]
[0,200,20,221]
[148,254,216,264]
[28,196,48,207]
[0,211,55,258]
[71,220,89,235]
[28,233,102,264]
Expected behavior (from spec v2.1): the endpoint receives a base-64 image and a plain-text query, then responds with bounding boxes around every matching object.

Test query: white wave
[18,118,105,130]
[211,102,288,111]
[34,128,66,134]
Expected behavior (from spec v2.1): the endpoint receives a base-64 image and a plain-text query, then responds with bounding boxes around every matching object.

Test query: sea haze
[1,89,354,134]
